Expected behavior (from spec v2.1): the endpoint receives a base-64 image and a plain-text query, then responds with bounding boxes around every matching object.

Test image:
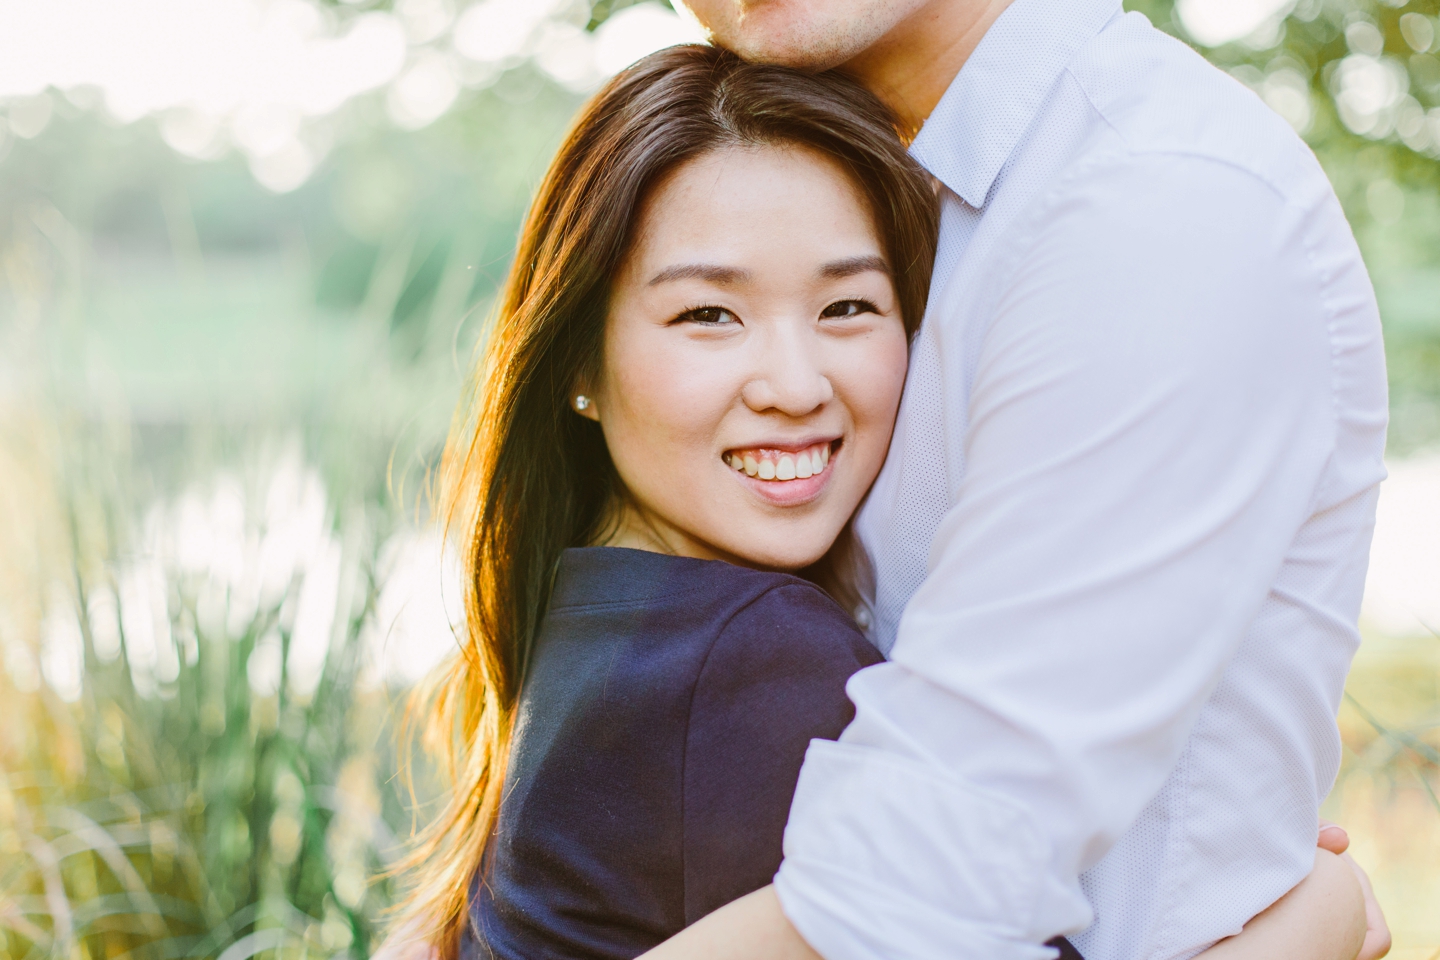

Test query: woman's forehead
[624,144,884,280]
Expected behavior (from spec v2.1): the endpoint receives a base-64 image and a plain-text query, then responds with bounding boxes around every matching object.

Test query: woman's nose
[740,326,835,416]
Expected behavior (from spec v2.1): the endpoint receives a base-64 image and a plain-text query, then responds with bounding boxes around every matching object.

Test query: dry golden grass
[1330,627,1440,958]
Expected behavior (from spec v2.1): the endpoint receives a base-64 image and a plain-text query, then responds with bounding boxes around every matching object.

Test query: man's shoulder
[1064,11,1327,206]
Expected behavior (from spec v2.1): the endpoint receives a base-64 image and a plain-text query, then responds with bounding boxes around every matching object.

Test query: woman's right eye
[675,306,739,326]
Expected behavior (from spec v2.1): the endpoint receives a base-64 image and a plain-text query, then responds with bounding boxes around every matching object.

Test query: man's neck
[839,0,1018,138]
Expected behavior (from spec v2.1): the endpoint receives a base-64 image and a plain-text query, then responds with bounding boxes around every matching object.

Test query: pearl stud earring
[574,395,591,411]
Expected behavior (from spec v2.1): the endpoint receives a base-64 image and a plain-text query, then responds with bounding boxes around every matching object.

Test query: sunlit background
[0,0,1437,957]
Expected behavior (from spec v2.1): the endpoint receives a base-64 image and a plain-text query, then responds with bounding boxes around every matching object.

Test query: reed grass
[0,420,426,960]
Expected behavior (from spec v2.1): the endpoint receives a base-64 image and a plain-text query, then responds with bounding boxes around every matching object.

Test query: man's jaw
[681,0,1017,134]
[681,0,905,72]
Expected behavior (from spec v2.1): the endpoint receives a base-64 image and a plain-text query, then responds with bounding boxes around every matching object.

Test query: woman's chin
[707,532,834,574]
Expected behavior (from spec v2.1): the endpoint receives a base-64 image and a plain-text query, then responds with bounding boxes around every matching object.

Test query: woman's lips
[722,441,837,505]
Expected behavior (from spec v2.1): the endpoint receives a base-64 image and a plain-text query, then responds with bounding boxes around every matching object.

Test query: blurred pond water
[2,0,1440,958]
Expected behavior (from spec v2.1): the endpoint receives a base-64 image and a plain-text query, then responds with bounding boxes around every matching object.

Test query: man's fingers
[1341,852,1392,960]
[1360,928,1394,960]
[1317,820,1350,855]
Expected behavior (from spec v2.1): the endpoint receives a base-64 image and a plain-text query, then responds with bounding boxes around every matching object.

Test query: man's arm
[639,848,1384,960]
[374,827,1388,960]
[768,153,1375,959]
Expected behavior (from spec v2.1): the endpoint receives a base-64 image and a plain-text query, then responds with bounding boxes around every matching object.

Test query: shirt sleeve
[774,153,1342,959]
[681,582,883,926]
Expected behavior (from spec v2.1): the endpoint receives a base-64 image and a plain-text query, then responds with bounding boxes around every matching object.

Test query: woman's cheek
[877,330,910,415]
[611,333,735,455]
[841,327,909,480]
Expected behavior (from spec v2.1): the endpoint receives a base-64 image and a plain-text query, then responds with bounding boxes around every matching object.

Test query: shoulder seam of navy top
[549,561,832,612]
[547,580,728,612]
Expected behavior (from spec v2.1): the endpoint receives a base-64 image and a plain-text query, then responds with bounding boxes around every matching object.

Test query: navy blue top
[464,547,1082,960]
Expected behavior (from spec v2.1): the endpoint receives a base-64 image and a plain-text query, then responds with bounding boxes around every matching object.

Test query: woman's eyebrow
[819,255,891,279]
[648,263,751,286]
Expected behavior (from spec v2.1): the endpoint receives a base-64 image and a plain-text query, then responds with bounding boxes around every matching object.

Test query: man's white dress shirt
[773,1,1389,958]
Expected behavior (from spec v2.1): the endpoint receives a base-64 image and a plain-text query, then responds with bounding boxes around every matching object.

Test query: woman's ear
[571,390,601,422]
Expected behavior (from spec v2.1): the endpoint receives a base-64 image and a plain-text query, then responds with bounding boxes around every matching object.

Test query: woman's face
[580,143,910,571]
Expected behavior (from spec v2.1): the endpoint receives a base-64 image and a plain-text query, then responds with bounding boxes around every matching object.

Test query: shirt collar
[909,0,1123,208]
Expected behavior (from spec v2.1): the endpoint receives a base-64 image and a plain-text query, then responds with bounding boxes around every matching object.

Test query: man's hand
[636,823,1391,960]
[1316,822,1392,960]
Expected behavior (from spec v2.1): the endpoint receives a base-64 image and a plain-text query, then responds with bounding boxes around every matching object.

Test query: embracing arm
[638,841,1387,960]
[1195,823,1390,960]
[1216,824,1393,960]
[1197,851,1364,960]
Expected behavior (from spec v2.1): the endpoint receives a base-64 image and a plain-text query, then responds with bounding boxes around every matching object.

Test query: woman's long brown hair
[393,44,939,958]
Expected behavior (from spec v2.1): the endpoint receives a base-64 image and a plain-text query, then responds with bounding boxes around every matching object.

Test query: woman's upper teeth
[726,443,831,481]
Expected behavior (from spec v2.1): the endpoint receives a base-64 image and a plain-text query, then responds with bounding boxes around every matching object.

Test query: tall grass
[0,129,481,957]
[0,419,444,960]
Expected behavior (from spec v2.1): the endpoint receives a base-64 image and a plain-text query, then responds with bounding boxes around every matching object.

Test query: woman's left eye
[675,306,739,326]
[820,299,879,319]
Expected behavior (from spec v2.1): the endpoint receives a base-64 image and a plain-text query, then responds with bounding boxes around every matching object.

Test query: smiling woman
[385,43,940,960]
[577,143,911,570]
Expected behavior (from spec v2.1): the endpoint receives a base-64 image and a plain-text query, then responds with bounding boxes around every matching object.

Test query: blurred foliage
[1329,627,1440,950]
[0,70,584,960]
[584,0,675,31]
[1134,0,1440,451]
[0,428,415,960]
[2,0,1440,958]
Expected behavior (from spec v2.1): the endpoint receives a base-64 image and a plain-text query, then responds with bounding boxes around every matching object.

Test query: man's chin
[684,0,889,72]
[710,30,868,72]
